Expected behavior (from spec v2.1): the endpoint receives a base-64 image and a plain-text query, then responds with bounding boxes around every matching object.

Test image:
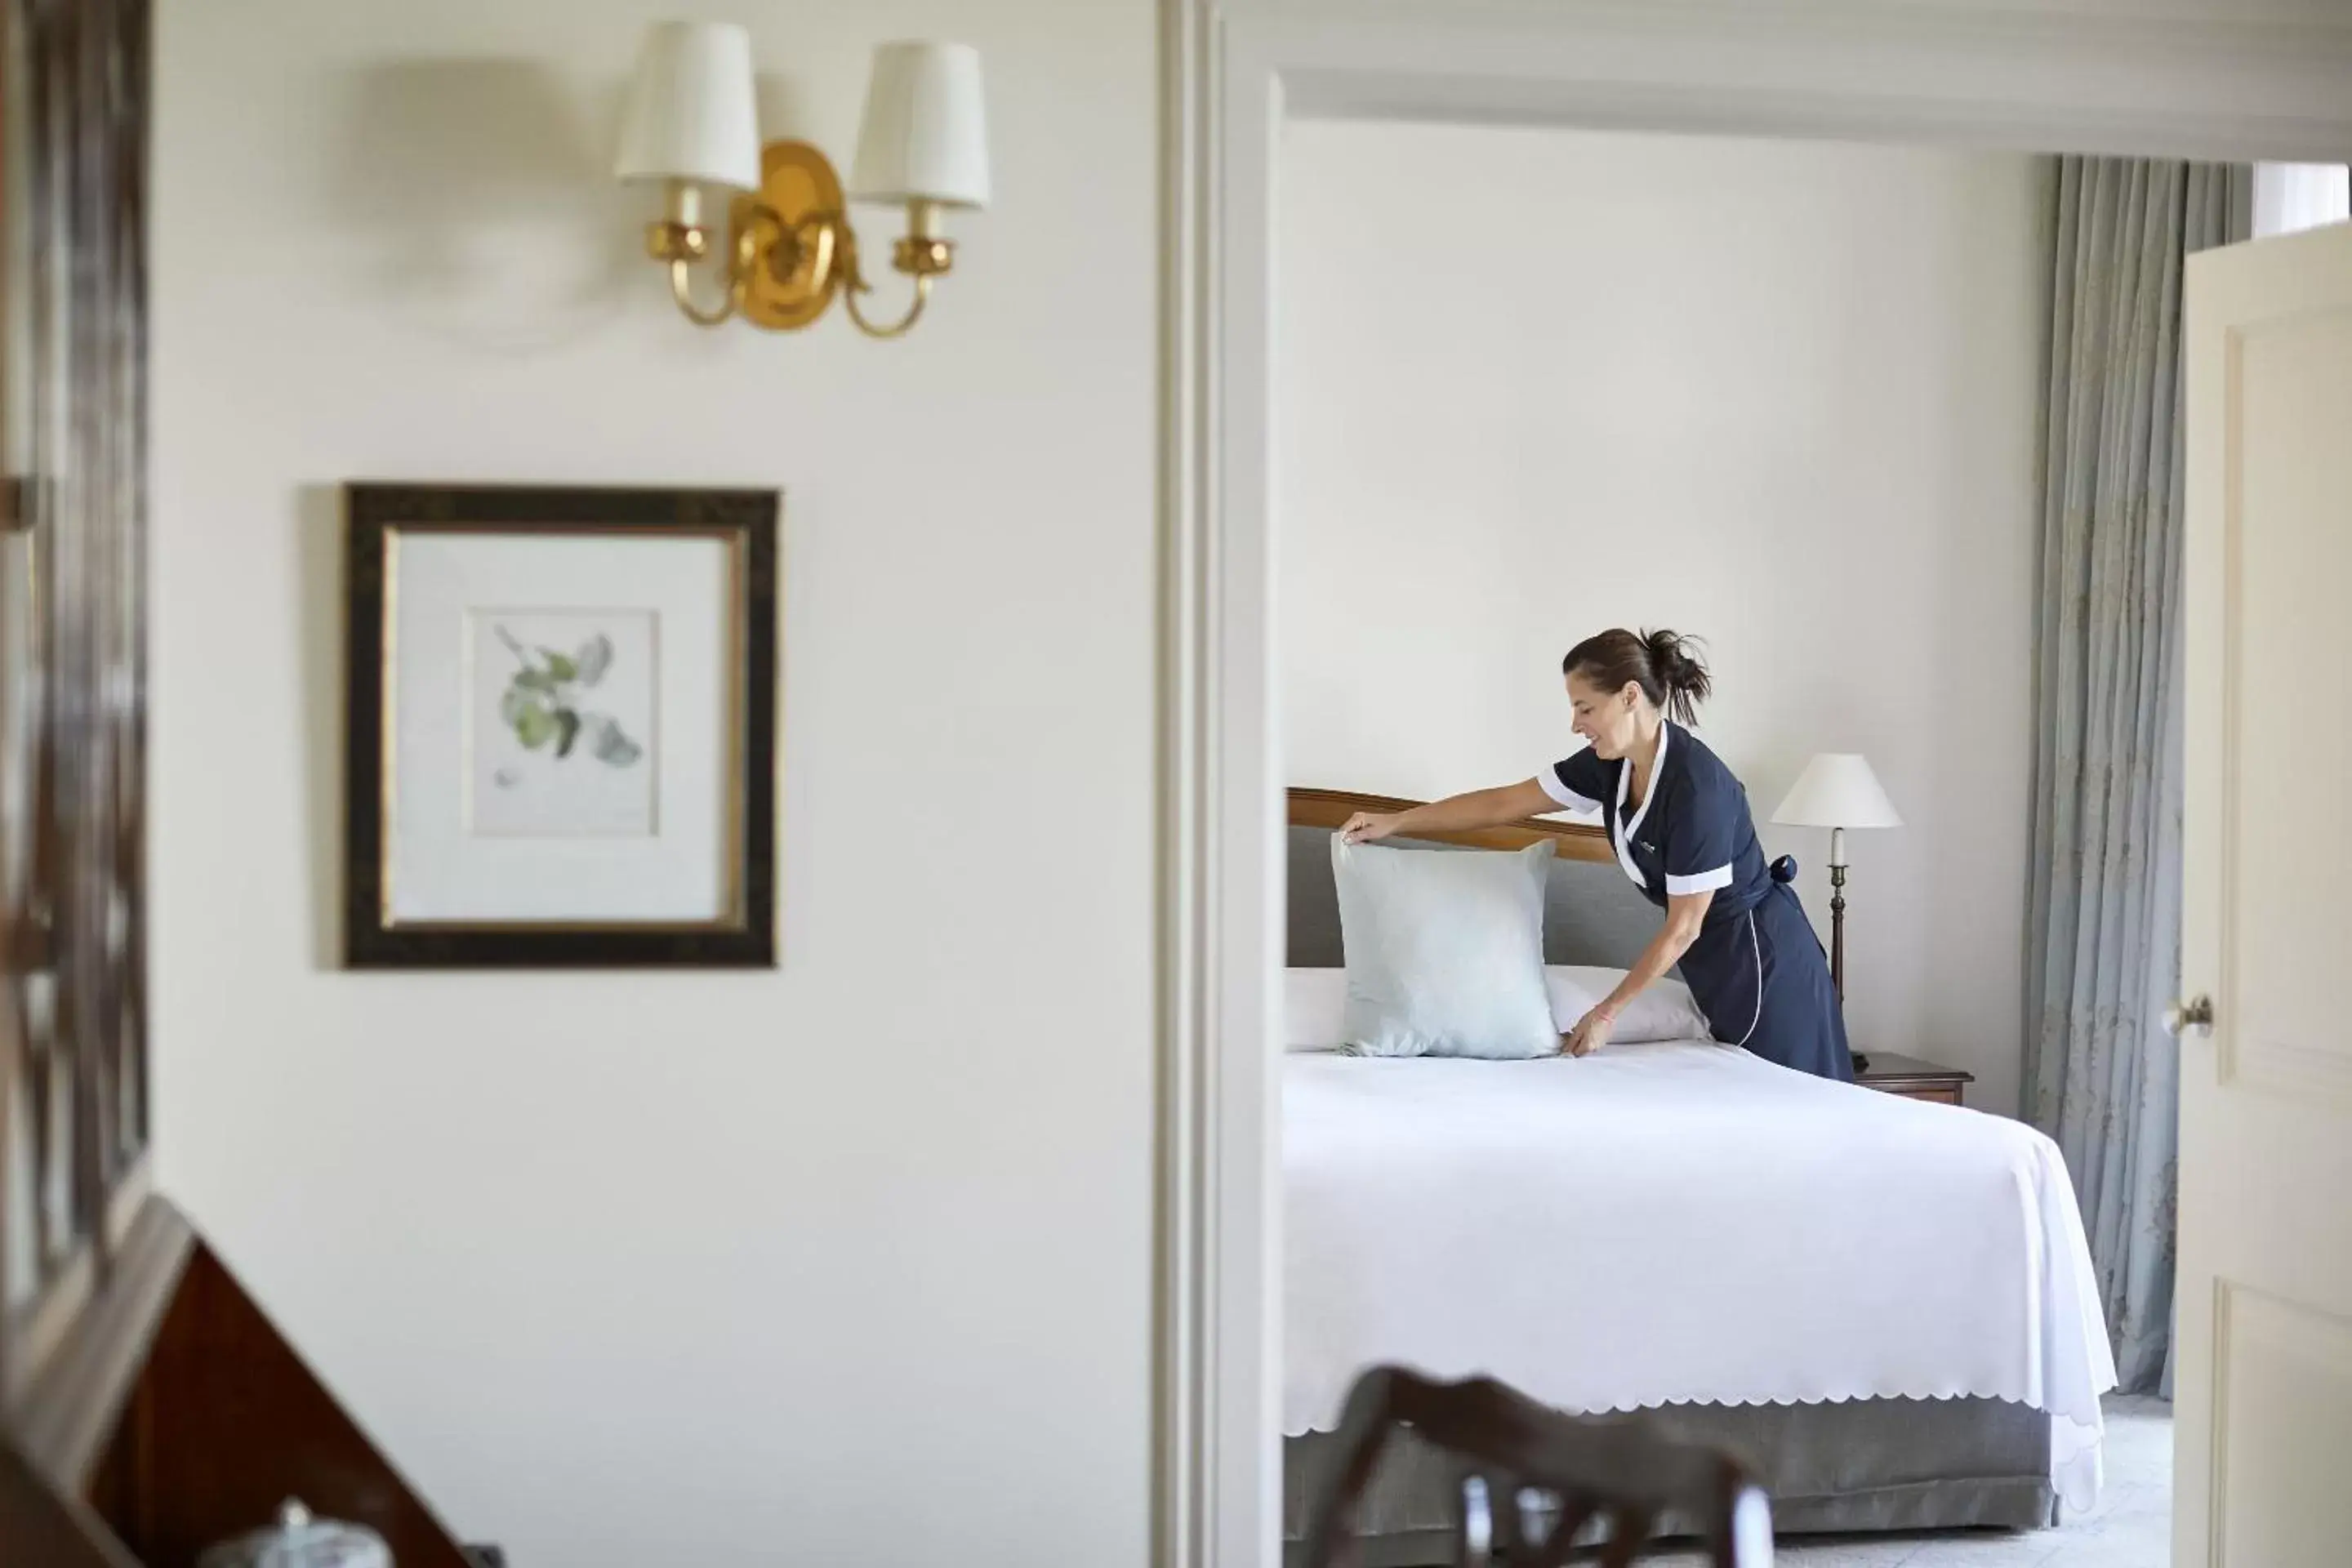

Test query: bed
[1281,788,2118,1564]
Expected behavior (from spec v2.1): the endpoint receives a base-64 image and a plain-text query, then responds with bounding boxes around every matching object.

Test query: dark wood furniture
[1855,1051,1975,1107]
[1298,1365,1770,1568]
[1,0,154,1381]
[5,1198,485,1567]
[0,6,492,1562]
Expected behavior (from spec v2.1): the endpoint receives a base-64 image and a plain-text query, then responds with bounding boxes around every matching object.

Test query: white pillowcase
[1544,965,1713,1043]
[1286,964,1714,1054]
[1284,967,1348,1053]
[1331,836,1558,1059]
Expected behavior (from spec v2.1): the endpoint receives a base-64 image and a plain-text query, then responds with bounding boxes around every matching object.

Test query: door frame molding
[1154,4,2352,1562]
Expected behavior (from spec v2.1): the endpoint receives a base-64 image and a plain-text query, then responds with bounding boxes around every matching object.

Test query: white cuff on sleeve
[1665,864,1735,897]
[1536,764,1600,814]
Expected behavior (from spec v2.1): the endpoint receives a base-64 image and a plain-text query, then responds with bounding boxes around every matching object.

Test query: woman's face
[1566,670,1646,760]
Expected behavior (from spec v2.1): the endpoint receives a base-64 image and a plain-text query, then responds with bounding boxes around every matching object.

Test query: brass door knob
[2165,995,2215,1036]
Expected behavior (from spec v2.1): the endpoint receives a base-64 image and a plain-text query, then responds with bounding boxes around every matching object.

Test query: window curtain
[2024,158,2247,1397]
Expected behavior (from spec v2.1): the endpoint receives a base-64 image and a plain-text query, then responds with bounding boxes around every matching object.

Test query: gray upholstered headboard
[1285,787,1664,971]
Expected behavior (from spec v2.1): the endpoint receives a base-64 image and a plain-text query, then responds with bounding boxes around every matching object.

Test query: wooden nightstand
[1855,1052,1974,1106]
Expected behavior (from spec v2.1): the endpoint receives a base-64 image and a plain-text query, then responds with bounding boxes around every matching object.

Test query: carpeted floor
[1648,1395,2172,1566]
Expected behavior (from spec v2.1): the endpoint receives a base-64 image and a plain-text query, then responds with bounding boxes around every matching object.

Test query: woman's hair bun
[1562,627,1712,726]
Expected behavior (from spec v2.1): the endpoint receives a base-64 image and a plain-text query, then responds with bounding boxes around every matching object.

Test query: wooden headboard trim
[1287,787,1615,866]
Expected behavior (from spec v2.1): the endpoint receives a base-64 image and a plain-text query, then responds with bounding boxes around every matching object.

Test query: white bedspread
[1285,1045,2119,1508]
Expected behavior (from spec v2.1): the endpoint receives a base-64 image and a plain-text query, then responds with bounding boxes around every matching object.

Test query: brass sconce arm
[644,149,960,337]
[651,214,751,327]
[839,202,951,340]
[842,274,933,341]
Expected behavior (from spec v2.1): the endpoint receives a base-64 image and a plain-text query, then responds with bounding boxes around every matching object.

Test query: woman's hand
[1339,811,1403,845]
[1561,1007,1617,1058]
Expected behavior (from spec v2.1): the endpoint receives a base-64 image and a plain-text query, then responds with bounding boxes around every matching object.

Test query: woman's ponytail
[1642,628,1711,727]
[1562,626,1712,726]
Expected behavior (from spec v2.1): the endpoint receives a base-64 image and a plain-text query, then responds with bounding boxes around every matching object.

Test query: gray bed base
[1283,1397,2056,1565]
[1283,820,2061,1552]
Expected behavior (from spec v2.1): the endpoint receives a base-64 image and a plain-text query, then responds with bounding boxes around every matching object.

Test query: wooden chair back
[1298,1366,1773,1568]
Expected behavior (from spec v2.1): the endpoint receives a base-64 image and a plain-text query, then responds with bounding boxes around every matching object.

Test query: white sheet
[1285,1045,2119,1508]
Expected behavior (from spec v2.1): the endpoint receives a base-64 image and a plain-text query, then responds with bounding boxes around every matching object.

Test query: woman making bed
[1339,627,1853,1082]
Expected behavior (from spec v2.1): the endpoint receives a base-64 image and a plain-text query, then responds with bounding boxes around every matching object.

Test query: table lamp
[1771,753,1902,1074]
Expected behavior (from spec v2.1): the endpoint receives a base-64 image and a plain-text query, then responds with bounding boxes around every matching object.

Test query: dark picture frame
[344,483,778,968]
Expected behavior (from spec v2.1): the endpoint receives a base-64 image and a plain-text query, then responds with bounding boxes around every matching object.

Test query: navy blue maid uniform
[1541,724,1853,1082]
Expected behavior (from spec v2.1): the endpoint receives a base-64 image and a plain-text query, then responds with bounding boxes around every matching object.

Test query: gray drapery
[2024,158,2246,1397]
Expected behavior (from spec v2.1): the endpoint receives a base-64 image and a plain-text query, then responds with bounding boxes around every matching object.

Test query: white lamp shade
[849,41,991,208]
[615,21,761,190]
[1771,753,1904,831]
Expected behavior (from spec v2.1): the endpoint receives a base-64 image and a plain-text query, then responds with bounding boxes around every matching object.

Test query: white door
[2175,217,2352,1568]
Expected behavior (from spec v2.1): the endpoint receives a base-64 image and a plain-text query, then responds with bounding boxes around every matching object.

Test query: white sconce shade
[849,41,991,208]
[1771,753,1904,831]
[615,21,762,190]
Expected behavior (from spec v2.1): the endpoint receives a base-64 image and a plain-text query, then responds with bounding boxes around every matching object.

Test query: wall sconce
[615,23,989,337]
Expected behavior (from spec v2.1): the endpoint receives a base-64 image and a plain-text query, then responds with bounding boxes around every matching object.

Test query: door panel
[2176,218,2352,1568]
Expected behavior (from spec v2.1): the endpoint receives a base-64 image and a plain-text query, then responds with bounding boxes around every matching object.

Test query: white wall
[150,2,1152,1565]
[1279,122,2045,1113]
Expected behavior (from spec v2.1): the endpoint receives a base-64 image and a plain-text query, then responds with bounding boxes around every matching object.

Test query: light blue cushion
[1331,835,1559,1058]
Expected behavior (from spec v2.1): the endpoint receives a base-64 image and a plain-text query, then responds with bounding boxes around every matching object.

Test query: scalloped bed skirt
[1282,1395,2055,1565]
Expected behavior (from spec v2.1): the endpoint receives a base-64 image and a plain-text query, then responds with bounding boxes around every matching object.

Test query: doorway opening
[1154,8,2352,1564]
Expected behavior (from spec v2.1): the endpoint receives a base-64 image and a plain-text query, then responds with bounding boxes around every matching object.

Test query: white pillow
[1284,968,1348,1053]
[1544,965,1713,1044]
[1332,836,1559,1059]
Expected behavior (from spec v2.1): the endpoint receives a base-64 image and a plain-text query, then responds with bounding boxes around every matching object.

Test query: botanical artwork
[348,482,776,966]
[470,609,658,837]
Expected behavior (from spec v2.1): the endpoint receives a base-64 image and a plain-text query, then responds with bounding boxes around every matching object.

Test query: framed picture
[344,483,777,967]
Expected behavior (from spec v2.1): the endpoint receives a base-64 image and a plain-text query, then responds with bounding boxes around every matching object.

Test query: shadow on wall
[325,60,637,351]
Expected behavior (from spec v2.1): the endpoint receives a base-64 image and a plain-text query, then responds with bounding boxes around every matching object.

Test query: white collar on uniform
[1613,721,1669,890]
